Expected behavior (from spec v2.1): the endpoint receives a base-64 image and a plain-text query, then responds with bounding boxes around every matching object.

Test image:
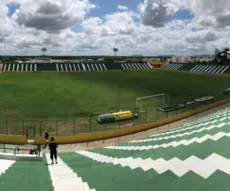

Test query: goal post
[136,93,170,112]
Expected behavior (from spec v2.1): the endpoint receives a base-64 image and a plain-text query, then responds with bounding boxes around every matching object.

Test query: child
[49,137,58,164]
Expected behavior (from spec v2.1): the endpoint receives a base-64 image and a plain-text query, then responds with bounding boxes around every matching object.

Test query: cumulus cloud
[82,11,138,36]
[138,0,191,27]
[191,0,230,28]
[185,31,218,43]
[117,5,129,11]
[0,0,230,56]
[103,11,139,35]
[139,0,172,27]
[13,0,95,32]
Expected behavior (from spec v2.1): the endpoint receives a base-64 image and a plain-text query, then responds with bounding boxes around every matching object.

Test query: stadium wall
[0,136,27,144]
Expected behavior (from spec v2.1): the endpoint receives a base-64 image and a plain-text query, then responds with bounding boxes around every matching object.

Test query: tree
[113,48,118,59]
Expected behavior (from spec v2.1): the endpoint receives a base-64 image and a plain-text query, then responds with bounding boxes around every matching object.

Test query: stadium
[1,52,230,190]
[1,0,230,189]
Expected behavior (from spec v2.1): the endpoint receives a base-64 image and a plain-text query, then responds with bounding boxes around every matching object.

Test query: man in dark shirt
[49,137,58,164]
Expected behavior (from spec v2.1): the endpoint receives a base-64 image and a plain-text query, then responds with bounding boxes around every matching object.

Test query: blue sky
[72,1,194,33]
[88,0,142,17]
[72,0,143,32]
[7,2,20,17]
[169,9,194,21]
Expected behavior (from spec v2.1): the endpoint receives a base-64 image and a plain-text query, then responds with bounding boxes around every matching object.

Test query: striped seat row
[1,62,152,72]
[163,63,230,74]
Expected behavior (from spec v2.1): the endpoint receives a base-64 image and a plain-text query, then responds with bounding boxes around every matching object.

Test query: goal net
[136,93,170,112]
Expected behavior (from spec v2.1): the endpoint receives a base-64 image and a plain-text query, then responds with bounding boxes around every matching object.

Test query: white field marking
[129,123,226,143]
[77,151,230,179]
[46,154,96,191]
[0,159,15,176]
[106,131,230,150]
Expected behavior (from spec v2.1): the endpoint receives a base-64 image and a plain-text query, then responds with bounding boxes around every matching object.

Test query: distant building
[169,56,192,63]
[97,58,104,62]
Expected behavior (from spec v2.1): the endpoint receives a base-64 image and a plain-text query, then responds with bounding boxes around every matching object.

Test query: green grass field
[0,70,229,120]
[0,70,229,136]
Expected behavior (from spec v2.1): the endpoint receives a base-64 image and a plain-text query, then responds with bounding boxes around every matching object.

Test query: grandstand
[1,106,230,190]
[163,63,230,74]
[0,62,153,72]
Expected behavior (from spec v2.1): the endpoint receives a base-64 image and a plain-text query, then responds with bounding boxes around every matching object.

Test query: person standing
[49,137,58,164]
[44,131,49,148]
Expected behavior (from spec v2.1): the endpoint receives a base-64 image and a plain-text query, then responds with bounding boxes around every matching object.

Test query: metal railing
[0,93,229,137]
[0,144,41,156]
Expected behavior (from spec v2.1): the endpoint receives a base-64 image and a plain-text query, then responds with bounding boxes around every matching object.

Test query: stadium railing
[0,93,229,138]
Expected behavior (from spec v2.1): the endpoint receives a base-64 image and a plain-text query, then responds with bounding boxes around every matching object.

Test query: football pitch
[0,70,229,120]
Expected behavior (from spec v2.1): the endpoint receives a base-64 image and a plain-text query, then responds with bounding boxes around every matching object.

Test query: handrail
[0,143,41,156]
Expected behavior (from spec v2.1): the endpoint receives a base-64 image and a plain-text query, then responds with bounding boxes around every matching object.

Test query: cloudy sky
[0,0,229,56]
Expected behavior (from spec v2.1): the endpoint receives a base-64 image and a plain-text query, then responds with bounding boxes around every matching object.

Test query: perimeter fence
[0,92,229,138]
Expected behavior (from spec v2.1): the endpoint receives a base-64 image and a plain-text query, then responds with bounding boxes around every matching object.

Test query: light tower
[113,48,118,59]
[41,47,47,62]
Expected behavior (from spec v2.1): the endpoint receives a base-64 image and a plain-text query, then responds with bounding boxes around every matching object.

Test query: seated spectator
[29,149,35,155]
[16,148,19,154]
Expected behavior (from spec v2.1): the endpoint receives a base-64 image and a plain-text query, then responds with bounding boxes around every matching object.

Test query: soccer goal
[136,93,170,112]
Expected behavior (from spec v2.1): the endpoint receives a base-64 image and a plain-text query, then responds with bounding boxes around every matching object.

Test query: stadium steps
[59,152,156,191]
[163,63,184,70]
[0,156,53,191]
[68,107,230,190]
[189,65,229,74]
[1,62,151,72]
[164,63,230,75]
[2,64,37,72]
[46,154,95,191]
[223,66,230,74]
[1,108,230,190]
[0,159,15,176]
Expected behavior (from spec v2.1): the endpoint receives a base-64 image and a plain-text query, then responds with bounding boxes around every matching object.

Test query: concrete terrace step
[46,154,95,191]
[76,151,230,179]
[0,159,15,176]
[0,156,53,191]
